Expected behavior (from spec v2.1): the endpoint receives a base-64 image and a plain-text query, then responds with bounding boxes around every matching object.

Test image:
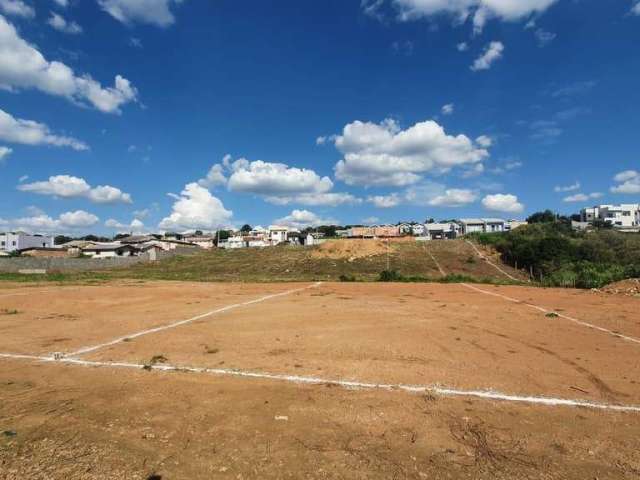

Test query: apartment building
[0,231,54,252]
[580,204,640,231]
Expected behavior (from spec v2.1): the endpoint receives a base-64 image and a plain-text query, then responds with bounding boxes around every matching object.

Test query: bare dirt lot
[1,281,639,479]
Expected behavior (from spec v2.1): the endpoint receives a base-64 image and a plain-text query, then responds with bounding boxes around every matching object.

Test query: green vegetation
[471,217,640,289]
[376,270,519,285]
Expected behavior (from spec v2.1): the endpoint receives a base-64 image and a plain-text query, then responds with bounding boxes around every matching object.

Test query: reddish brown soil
[1,281,639,479]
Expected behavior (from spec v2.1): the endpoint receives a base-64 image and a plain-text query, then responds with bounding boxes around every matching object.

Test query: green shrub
[378,270,403,282]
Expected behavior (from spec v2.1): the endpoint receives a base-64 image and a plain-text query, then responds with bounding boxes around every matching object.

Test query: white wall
[0,233,54,252]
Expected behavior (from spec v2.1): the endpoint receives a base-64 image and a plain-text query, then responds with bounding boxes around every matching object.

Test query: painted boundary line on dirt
[461,283,640,346]
[68,282,322,357]
[465,240,521,282]
[424,245,446,277]
[0,289,60,299]
[1,352,639,413]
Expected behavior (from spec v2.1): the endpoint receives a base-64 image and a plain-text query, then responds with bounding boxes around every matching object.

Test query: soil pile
[311,239,390,260]
[600,278,640,297]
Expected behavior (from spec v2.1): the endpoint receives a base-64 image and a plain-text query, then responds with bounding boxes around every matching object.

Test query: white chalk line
[461,283,640,346]
[424,245,446,277]
[0,289,61,299]
[465,240,521,282]
[1,351,639,413]
[68,282,322,357]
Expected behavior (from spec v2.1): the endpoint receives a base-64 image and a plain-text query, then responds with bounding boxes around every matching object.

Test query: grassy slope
[0,240,526,284]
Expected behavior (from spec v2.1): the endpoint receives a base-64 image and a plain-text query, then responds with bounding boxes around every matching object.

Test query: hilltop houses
[0,232,54,252]
[579,204,640,232]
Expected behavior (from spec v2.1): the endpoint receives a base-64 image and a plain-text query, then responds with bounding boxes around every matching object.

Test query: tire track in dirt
[479,327,624,402]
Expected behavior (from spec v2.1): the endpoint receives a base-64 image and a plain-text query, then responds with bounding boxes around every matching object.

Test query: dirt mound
[600,278,640,297]
[311,239,390,260]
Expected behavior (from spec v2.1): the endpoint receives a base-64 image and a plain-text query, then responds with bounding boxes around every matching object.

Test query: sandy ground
[1,280,639,479]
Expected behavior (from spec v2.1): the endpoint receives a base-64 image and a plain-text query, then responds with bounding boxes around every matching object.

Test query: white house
[411,224,426,236]
[268,226,289,245]
[0,232,54,252]
[81,244,140,259]
[219,236,245,249]
[182,235,215,249]
[425,222,460,240]
[457,218,506,235]
[457,219,486,235]
[505,220,527,231]
[580,204,640,231]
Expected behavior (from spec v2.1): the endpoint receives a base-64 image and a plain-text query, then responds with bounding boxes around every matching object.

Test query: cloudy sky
[0,0,639,234]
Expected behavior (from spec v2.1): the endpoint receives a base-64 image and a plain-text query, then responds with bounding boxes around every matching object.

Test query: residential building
[81,244,140,258]
[182,235,216,249]
[505,220,527,231]
[425,222,460,240]
[268,226,289,245]
[411,224,426,236]
[0,232,54,252]
[580,204,640,231]
[457,218,507,235]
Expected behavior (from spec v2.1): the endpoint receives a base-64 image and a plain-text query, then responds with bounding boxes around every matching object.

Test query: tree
[526,210,557,224]
[214,230,232,246]
[240,224,252,233]
[54,235,73,245]
[592,219,613,230]
[195,230,203,236]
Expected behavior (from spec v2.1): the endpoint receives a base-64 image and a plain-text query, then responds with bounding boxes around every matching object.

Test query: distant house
[398,223,413,235]
[182,235,215,249]
[268,226,289,245]
[457,219,487,235]
[218,236,245,249]
[411,224,426,236]
[150,239,198,251]
[81,244,140,259]
[304,233,317,246]
[505,220,527,231]
[425,222,460,240]
[457,218,506,235]
[0,232,54,252]
[580,204,640,231]
[119,235,156,245]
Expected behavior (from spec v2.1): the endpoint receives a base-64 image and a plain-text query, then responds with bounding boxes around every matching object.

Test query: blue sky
[0,0,639,234]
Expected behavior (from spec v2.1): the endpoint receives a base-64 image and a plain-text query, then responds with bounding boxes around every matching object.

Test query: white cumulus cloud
[470,41,504,71]
[441,103,454,115]
[554,181,580,192]
[481,193,524,213]
[0,145,11,161]
[98,0,184,27]
[391,0,558,33]
[0,15,137,113]
[428,188,478,207]
[12,209,99,233]
[274,209,337,229]
[611,170,640,194]
[332,118,489,187]
[159,182,232,231]
[227,158,333,195]
[17,175,132,204]
[0,0,34,18]
[200,155,358,207]
[105,217,145,233]
[367,193,402,208]
[563,192,602,203]
[0,108,88,150]
[48,12,83,34]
